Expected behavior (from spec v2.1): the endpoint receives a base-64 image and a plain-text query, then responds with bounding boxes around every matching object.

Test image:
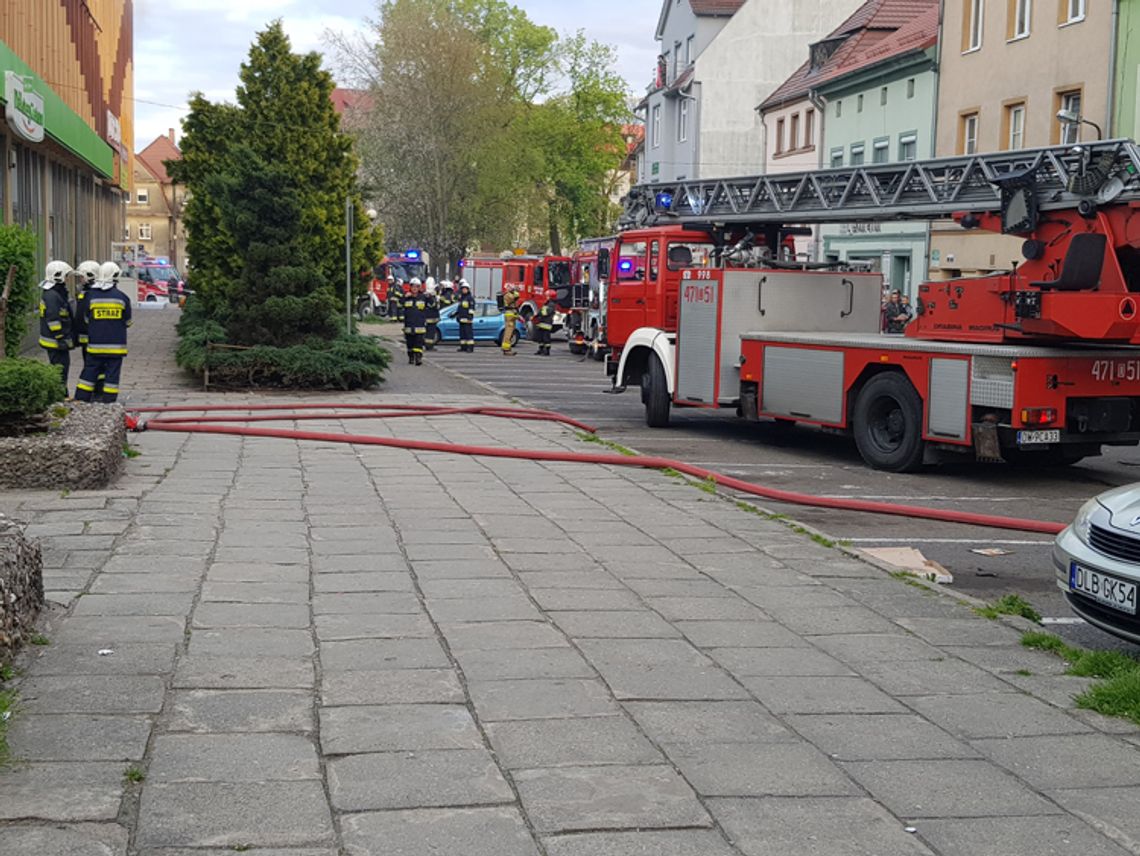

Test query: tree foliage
[170,22,383,344]
[0,225,37,358]
[334,0,630,265]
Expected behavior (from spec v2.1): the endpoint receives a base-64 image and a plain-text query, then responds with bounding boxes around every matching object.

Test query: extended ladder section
[621,139,1140,229]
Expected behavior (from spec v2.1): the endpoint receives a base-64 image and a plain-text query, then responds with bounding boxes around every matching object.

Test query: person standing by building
[72,260,102,398]
[75,262,131,403]
[402,278,427,365]
[38,261,75,393]
[454,280,475,352]
[501,287,520,356]
[534,289,556,355]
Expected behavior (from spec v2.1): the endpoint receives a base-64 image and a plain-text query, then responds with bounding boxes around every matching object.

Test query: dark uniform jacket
[84,285,133,355]
[403,292,427,332]
[73,285,92,346]
[537,301,556,330]
[425,292,440,324]
[454,293,474,322]
[38,284,73,350]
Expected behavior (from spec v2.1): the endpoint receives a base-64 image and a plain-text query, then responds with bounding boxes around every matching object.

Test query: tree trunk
[548,204,562,256]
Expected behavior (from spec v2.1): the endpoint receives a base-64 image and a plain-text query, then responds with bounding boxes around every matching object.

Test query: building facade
[639,0,862,183]
[931,0,1111,278]
[0,1,132,268]
[126,131,184,268]
[815,3,939,297]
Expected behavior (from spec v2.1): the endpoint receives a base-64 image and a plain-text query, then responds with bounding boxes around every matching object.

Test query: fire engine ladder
[620,139,1140,229]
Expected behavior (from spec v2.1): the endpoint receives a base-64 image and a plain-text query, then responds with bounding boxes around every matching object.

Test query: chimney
[168,128,175,144]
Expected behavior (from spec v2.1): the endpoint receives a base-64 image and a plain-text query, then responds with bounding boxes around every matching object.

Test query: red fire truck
[565,238,614,359]
[357,250,429,317]
[501,255,573,320]
[605,140,1140,471]
[459,256,506,300]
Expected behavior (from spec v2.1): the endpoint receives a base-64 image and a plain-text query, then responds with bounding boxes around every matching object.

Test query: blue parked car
[428,299,525,348]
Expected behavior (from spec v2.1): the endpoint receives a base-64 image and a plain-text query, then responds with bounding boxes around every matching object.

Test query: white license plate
[1017,430,1061,445]
[1070,563,1138,615]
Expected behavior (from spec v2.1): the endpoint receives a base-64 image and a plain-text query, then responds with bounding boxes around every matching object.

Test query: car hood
[1096,483,1140,532]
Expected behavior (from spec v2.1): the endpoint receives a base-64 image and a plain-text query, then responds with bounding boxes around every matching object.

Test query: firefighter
[501,287,520,356]
[454,280,475,352]
[534,289,557,355]
[73,260,103,398]
[385,275,400,319]
[391,277,405,322]
[402,277,427,365]
[75,262,131,403]
[424,283,440,351]
[38,261,75,392]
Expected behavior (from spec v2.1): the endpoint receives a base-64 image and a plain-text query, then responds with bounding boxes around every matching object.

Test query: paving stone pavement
[2,311,1140,855]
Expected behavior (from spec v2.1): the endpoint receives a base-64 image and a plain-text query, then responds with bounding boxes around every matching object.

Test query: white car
[1054,484,1140,643]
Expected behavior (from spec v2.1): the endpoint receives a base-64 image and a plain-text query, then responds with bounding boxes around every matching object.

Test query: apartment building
[126,131,185,268]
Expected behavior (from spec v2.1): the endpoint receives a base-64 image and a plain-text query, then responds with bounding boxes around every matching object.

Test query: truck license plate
[1016,430,1060,445]
[1070,563,1138,615]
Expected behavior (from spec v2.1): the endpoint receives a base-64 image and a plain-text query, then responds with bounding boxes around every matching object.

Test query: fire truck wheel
[355,298,373,320]
[643,353,671,428]
[853,372,924,472]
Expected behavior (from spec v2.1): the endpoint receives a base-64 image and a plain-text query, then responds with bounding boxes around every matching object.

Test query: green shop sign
[0,39,113,178]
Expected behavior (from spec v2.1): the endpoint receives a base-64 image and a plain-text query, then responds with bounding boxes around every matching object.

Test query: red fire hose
[125,404,1067,536]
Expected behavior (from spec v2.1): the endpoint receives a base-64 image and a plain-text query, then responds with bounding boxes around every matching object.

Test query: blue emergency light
[618,259,634,273]
[654,192,674,210]
[458,259,466,267]
[406,249,421,260]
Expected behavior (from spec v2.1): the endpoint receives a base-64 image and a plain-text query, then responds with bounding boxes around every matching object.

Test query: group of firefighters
[394,273,558,365]
[38,260,132,403]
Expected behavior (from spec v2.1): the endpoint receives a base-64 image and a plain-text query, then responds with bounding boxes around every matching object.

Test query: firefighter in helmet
[454,279,475,352]
[501,287,520,356]
[534,289,557,356]
[402,277,427,365]
[75,262,131,403]
[38,261,75,392]
[73,260,104,398]
[385,275,400,320]
[423,279,440,351]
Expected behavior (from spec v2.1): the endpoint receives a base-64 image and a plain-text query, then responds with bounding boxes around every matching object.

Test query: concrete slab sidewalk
[1,312,1138,855]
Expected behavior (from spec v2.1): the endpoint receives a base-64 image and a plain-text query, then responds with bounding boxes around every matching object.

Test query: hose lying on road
[125,403,1067,536]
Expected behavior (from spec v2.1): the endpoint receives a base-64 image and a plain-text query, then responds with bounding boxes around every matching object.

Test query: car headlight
[1072,498,1100,546]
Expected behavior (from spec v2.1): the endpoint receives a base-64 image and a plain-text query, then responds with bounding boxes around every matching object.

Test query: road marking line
[840,537,1052,545]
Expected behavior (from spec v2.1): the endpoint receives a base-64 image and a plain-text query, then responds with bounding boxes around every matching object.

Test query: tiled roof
[689,0,746,16]
[331,88,374,115]
[137,135,181,185]
[758,0,938,111]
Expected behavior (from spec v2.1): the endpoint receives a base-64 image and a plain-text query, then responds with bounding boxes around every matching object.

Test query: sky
[133,0,661,147]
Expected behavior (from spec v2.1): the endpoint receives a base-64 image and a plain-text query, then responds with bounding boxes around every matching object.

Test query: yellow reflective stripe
[87,346,127,355]
[77,335,89,344]
[47,321,62,330]
[102,385,119,394]
[39,337,63,349]
[76,381,95,391]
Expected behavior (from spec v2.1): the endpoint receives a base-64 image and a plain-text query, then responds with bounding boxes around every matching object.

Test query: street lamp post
[345,197,378,335]
[1056,109,1104,142]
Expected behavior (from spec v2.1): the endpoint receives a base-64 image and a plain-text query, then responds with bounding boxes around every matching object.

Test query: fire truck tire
[643,354,671,428]
[355,298,374,320]
[589,343,606,362]
[852,372,925,472]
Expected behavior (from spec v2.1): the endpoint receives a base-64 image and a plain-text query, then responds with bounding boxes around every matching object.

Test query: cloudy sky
[133,0,661,147]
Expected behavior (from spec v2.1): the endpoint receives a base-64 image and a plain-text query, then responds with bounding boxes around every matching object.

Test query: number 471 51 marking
[1092,360,1140,382]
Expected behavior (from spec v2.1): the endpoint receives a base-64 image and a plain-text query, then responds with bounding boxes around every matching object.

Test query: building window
[651,105,661,148]
[961,112,979,154]
[139,223,153,241]
[804,108,815,146]
[1005,102,1026,149]
[673,43,681,78]
[1010,0,1032,39]
[678,100,688,143]
[835,100,842,118]
[136,189,149,205]
[907,78,915,98]
[686,35,694,64]
[880,87,888,106]
[850,142,865,166]
[775,118,785,153]
[872,137,890,163]
[830,147,844,168]
[1058,90,1082,143]
[789,113,800,150]
[123,224,131,240]
[857,94,864,113]
[1063,0,1085,23]
[898,132,918,161]
[964,0,984,51]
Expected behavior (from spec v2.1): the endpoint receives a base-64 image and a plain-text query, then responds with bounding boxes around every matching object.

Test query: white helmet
[43,260,73,287]
[96,261,121,289]
[76,260,100,283]
[425,276,436,292]
[459,278,469,289]
[409,277,422,286]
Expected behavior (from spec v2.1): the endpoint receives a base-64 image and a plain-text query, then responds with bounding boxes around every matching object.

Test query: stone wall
[0,403,125,490]
[0,517,44,664]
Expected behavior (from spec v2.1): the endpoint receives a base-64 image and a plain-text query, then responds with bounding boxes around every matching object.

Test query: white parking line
[1041,617,1086,625]
[840,537,1052,545]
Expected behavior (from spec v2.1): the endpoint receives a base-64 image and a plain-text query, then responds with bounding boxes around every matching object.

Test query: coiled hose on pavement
[125,403,1067,536]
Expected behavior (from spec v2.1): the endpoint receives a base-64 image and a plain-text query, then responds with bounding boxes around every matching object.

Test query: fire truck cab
[357,250,428,317]
[501,255,573,321]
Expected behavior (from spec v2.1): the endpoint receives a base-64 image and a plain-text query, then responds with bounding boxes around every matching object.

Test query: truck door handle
[841,279,854,318]
[611,298,621,304]
[757,276,767,316]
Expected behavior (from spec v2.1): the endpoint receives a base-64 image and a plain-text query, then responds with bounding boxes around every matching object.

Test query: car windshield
[146,266,180,281]
[388,262,427,282]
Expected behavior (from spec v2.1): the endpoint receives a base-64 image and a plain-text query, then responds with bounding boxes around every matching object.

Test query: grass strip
[1022,631,1140,724]
[975,594,1042,623]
